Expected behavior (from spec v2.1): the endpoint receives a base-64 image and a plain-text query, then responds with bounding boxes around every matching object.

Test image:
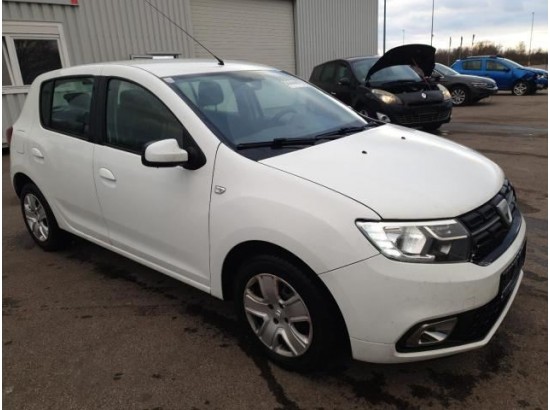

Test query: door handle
[99,168,116,182]
[31,147,44,159]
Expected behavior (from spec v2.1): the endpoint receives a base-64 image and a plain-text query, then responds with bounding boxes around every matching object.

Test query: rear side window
[105,79,185,153]
[462,60,482,70]
[310,65,323,82]
[335,63,352,83]
[40,77,94,138]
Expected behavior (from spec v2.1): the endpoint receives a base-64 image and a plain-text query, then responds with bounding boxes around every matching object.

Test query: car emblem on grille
[496,198,513,225]
[421,92,427,99]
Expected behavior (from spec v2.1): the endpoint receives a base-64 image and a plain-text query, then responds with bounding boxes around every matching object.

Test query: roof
[49,58,274,78]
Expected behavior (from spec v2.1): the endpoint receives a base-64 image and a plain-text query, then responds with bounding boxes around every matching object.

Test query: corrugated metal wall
[2,0,195,64]
[294,0,378,78]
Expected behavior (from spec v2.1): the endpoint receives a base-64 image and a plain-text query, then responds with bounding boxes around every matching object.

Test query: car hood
[367,44,436,81]
[261,125,504,219]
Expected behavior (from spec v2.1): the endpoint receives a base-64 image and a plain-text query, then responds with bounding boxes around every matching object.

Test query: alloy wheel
[451,88,467,105]
[243,273,313,357]
[513,81,528,96]
[23,193,49,242]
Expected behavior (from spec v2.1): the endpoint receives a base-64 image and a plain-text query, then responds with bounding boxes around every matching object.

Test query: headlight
[437,84,452,101]
[372,89,402,105]
[356,219,471,263]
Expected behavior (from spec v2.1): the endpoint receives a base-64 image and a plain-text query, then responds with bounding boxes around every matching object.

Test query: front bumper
[384,100,453,127]
[321,216,526,363]
[471,85,498,100]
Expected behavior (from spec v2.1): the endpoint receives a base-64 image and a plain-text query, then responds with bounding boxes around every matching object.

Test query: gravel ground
[2,91,547,410]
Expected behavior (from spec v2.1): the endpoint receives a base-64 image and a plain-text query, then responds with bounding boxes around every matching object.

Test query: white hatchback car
[9,59,526,371]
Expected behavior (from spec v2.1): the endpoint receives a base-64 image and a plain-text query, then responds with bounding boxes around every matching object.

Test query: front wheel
[450,85,469,106]
[512,81,529,96]
[234,254,345,371]
[20,183,66,251]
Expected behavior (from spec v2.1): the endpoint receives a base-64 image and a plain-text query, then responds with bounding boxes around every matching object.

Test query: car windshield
[165,70,366,146]
[435,63,459,76]
[350,58,422,84]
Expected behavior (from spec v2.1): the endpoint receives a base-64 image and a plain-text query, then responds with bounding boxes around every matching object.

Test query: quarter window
[462,60,482,70]
[105,79,184,153]
[319,63,337,82]
[40,77,94,138]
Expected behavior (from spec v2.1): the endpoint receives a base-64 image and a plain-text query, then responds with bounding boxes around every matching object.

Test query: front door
[93,73,216,288]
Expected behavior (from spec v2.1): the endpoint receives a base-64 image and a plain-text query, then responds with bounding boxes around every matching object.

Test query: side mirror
[338,77,351,86]
[142,139,188,168]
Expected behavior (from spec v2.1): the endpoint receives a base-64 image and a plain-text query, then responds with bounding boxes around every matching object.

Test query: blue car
[451,56,547,96]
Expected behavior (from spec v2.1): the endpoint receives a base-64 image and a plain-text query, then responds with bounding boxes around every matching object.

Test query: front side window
[105,79,184,153]
[168,70,365,147]
[319,63,337,82]
[486,61,508,72]
[335,63,352,83]
[41,77,94,138]
[462,60,482,70]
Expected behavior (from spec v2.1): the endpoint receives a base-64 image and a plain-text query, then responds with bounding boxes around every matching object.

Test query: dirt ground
[2,91,548,410]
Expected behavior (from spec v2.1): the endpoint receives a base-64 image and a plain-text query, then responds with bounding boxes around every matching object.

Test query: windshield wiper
[236,125,371,150]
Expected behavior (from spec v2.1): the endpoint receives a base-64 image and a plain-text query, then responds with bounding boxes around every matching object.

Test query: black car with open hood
[309,44,453,130]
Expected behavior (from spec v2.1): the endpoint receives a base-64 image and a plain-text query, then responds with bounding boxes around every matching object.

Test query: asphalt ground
[2,91,548,410]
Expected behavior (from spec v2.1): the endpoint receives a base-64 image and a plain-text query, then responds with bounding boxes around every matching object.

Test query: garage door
[191,0,295,73]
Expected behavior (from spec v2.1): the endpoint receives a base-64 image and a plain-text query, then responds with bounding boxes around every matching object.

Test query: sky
[378,0,549,54]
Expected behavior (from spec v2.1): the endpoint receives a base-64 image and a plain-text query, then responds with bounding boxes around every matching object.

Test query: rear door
[30,69,109,242]
[460,59,484,77]
[331,61,356,106]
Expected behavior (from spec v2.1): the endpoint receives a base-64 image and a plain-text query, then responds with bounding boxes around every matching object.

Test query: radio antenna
[144,0,224,66]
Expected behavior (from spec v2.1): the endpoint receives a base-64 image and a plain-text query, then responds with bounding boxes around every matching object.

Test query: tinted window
[42,77,93,138]
[319,63,337,82]
[310,65,323,82]
[14,39,62,85]
[106,79,184,153]
[486,61,508,72]
[462,60,482,70]
[169,70,365,146]
[335,63,352,83]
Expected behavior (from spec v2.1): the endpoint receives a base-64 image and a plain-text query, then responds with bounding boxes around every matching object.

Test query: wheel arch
[13,172,36,198]
[220,240,351,353]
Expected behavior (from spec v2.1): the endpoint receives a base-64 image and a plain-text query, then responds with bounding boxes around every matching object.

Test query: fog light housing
[405,317,457,347]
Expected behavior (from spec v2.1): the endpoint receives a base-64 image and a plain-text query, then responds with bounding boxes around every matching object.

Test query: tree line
[435,41,548,67]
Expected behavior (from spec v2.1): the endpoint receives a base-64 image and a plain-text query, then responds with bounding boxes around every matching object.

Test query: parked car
[451,55,547,96]
[10,59,526,371]
[309,44,453,130]
[432,62,498,106]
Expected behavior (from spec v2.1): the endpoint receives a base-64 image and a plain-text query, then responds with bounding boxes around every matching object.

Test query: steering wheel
[272,108,298,124]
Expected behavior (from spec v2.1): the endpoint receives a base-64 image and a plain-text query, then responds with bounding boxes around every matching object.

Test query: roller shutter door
[191,0,296,73]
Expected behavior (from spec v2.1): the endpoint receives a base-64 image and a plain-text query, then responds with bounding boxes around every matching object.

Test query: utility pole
[459,36,463,59]
[402,29,405,45]
[430,0,435,46]
[383,0,387,54]
[528,12,534,66]
[448,37,451,65]
[472,34,475,48]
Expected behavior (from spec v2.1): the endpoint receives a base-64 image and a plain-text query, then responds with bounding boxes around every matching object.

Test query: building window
[2,22,70,91]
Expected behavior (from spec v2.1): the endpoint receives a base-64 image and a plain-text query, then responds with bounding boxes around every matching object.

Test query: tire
[20,183,66,251]
[512,81,529,96]
[450,85,469,106]
[234,254,345,371]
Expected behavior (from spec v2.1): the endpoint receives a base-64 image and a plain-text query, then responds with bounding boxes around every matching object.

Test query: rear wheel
[450,85,469,106]
[234,254,345,371]
[512,81,529,96]
[20,183,66,251]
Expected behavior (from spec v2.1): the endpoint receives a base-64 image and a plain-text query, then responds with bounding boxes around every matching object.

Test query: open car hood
[366,44,436,81]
